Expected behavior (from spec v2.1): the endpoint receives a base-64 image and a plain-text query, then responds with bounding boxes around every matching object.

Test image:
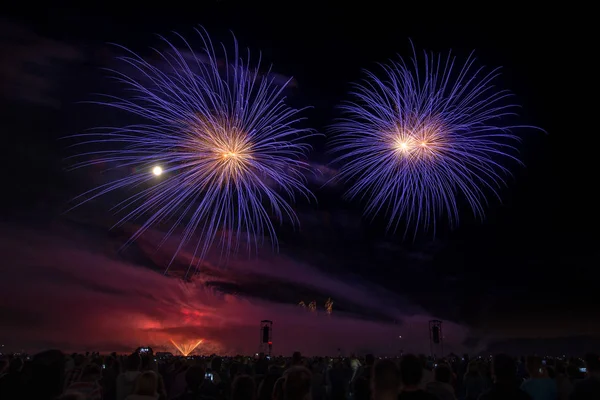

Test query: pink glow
[0,223,472,355]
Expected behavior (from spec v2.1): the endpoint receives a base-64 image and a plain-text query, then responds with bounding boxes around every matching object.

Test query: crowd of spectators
[0,348,598,399]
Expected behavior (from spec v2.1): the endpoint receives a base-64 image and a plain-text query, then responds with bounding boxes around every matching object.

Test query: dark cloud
[0,19,84,108]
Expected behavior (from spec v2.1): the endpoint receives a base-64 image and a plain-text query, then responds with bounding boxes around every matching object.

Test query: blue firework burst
[67,28,314,275]
[330,46,539,234]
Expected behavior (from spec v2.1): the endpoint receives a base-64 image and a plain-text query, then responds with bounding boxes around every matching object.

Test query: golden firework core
[184,117,254,184]
[217,136,253,179]
[390,118,445,161]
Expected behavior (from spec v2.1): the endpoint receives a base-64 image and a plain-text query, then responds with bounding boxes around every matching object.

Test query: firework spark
[325,297,333,315]
[66,28,314,274]
[330,45,540,233]
[170,338,203,356]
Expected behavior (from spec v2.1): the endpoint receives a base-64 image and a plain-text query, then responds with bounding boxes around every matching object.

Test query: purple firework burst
[67,28,314,275]
[330,46,539,234]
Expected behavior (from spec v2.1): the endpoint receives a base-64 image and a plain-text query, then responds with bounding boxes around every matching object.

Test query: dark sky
[0,3,595,354]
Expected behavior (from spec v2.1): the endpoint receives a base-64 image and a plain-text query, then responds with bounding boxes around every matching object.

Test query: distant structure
[325,298,333,315]
[308,301,317,312]
[298,301,306,308]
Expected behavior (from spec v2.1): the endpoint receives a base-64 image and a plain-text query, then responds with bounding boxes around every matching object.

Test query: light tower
[259,320,273,356]
[428,320,444,358]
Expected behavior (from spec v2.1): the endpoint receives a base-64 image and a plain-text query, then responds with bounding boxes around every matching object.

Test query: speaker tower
[428,320,444,358]
[259,320,273,356]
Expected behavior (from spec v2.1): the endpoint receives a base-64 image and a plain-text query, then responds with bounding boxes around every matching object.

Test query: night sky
[0,4,594,355]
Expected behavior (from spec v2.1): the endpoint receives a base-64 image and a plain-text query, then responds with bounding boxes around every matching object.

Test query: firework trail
[66,28,314,275]
[330,45,540,233]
